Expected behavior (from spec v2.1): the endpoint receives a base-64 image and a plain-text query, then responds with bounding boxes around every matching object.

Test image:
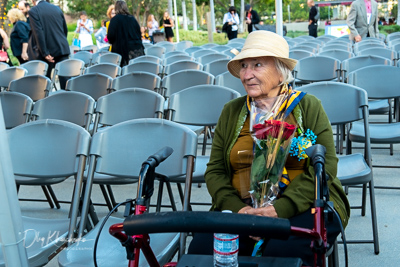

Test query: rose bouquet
[249,93,297,208]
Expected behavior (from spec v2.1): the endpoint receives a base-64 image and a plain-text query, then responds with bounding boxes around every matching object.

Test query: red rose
[282,122,296,139]
[253,123,267,139]
[270,120,282,138]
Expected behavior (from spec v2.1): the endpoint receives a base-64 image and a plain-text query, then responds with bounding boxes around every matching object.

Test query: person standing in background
[18,1,30,24]
[307,0,318,37]
[147,14,159,44]
[107,0,145,67]
[95,20,108,48]
[105,4,115,32]
[28,0,70,78]
[245,4,260,33]
[7,8,30,64]
[347,0,379,42]
[223,6,240,40]
[75,11,94,48]
[163,11,174,43]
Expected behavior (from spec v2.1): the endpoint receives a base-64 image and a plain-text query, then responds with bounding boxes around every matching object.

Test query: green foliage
[392,4,398,20]
[379,24,400,35]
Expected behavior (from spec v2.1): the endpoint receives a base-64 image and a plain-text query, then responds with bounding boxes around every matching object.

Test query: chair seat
[337,154,372,186]
[349,121,400,144]
[58,216,179,267]
[368,100,389,115]
[15,175,68,185]
[0,216,69,267]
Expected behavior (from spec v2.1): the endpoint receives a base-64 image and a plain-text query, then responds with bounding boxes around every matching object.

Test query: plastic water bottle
[213,210,239,267]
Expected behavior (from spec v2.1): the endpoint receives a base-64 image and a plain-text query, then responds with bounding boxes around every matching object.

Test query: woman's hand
[240,206,278,218]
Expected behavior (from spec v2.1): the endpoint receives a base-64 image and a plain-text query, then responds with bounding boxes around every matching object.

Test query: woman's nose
[242,67,254,80]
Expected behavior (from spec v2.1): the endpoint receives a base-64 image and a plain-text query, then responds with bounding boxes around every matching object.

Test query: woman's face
[8,16,15,24]
[239,57,282,100]
[80,14,87,21]
[164,12,168,18]
[111,9,116,18]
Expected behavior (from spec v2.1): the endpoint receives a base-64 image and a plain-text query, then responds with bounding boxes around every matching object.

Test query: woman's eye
[241,63,247,68]
[255,63,262,67]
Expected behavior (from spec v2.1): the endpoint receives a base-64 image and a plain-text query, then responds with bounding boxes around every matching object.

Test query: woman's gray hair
[274,58,294,85]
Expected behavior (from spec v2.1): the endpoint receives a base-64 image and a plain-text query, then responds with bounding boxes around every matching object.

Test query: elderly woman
[188,31,350,265]
[7,8,30,64]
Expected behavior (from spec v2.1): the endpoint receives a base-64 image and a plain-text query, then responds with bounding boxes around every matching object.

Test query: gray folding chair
[163,51,189,59]
[71,51,93,67]
[95,52,122,65]
[57,118,197,266]
[161,69,214,98]
[81,44,98,53]
[129,55,163,65]
[356,47,397,64]
[228,38,246,44]
[203,59,230,77]
[69,45,80,54]
[319,44,352,52]
[91,50,110,66]
[184,46,204,56]
[293,56,340,88]
[156,42,175,53]
[175,40,193,51]
[201,43,218,49]
[386,32,400,42]
[348,65,400,158]
[0,62,8,71]
[289,49,315,60]
[354,43,387,54]
[300,81,379,254]
[164,60,203,76]
[20,60,48,75]
[8,74,52,101]
[292,45,317,54]
[0,67,27,90]
[210,45,232,53]
[215,71,246,96]
[84,62,121,78]
[66,73,113,101]
[197,53,230,65]
[145,45,166,58]
[297,41,321,51]
[222,49,236,58]
[0,91,33,129]
[6,119,91,266]
[111,72,161,92]
[163,55,194,66]
[192,49,216,59]
[90,88,164,210]
[122,61,163,76]
[316,35,337,43]
[317,49,355,62]
[52,59,85,90]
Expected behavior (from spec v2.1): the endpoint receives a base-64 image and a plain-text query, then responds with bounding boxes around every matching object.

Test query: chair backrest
[289,49,315,60]
[0,92,33,129]
[201,43,218,49]
[71,51,93,67]
[31,91,95,130]
[222,49,235,58]
[84,63,121,78]
[175,41,193,51]
[53,59,85,90]
[300,82,367,125]
[319,44,352,52]
[316,35,337,43]
[0,62,8,71]
[292,45,317,54]
[294,56,340,82]
[294,35,316,42]
[156,42,175,53]
[88,118,197,178]
[357,47,397,62]
[354,43,386,53]
[184,46,204,55]
[215,71,246,96]
[197,53,230,65]
[226,42,243,50]
[0,67,27,88]
[129,55,162,65]
[81,45,98,53]
[168,85,240,126]
[164,60,203,75]
[96,53,122,65]
[69,45,80,54]
[386,32,400,42]
[66,73,113,101]
[91,51,111,65]
[161,69,215,97]
[145,46,166,58]
[297,41,321,50]
[8,74,52,101]
[326,39,352,47]
[341,55,392,80]
[210,45,232,53]
[317,49,354,62]
[20,60,48,75]
[163,55,194,66]
[228,38,246,44]
[111,72,161,92]
[93,88,164,131]
[347,65,400,99]
[192,49,216,59]
[203,59,230,77]
[163,51,189,59]
[122,62,163,76]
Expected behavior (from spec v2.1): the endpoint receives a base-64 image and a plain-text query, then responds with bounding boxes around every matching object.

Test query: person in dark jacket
[245,4,260,33]
[307,0,318,37]
[107,0,145,67]
[7,8,30,64]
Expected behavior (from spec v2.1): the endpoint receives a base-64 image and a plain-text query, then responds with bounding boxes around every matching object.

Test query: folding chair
[84,63,121,78]
[201,43,218,49]
[289,49,315,60]
[91,50,110,66]
[203,59,230,77]
[5,119,91,266]
[356,47,397,64]
[164,60,203,76]
[69,45,80,54]
[8,75,52,101]
[145,45,166,58]
[215,71,246,96]
[111,72,161,93]
[192,49,216,59]
[66,73,113,101]
[319,44,352,52]
[163,51,189,59]
[175,40,193,51]
[292,45,317,54]
[301,81,379,254]
[71,51,93,67]
[0,62,8,71]
[184,46,204,56]
[129,55,163,65]
[20,60,48,75]
[122,61,163,76]
[52,59,85,90]
[81,44,98,53]
[317,49,355,62]
[0,92,33,129]
[0,67,27,90]
[197,53,230,65]
[156,42,175,53]
[163,55,194,66]
[58,118,197,266]
[95,52,122,65]
[210,45,232,53]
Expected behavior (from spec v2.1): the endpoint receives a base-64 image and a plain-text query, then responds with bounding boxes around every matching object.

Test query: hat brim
[227,48,297,79]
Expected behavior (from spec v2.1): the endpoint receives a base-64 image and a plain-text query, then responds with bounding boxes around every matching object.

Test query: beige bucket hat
[227,30,297,78]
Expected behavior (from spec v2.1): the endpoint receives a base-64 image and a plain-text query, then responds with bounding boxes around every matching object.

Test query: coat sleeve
[107,17,117,44]
[28,9,49,57]
[252,10,260,24]
[346,3,359,37]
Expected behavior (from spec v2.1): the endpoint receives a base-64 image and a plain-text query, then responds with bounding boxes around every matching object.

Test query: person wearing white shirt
[223,6,240,40]
[75,11,94,48]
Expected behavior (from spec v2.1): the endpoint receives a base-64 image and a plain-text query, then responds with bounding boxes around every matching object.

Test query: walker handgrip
[123,211,292,240]
[305,144,326,166]
[144,146,174,168]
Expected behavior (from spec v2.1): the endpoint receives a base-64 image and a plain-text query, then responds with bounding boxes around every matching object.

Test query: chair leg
[106,185,118,208]
[176,183,185,205]
[165,181,177,211]
[46,185,61,209]
[361,184,367,216]
[99,184,113,211]
[368,180,380,255]
[156,180,164,212]
[327,240,339,267]
[41,185,55,209]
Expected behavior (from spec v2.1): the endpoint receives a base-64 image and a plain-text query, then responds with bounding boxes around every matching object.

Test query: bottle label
[213,235,239,255]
